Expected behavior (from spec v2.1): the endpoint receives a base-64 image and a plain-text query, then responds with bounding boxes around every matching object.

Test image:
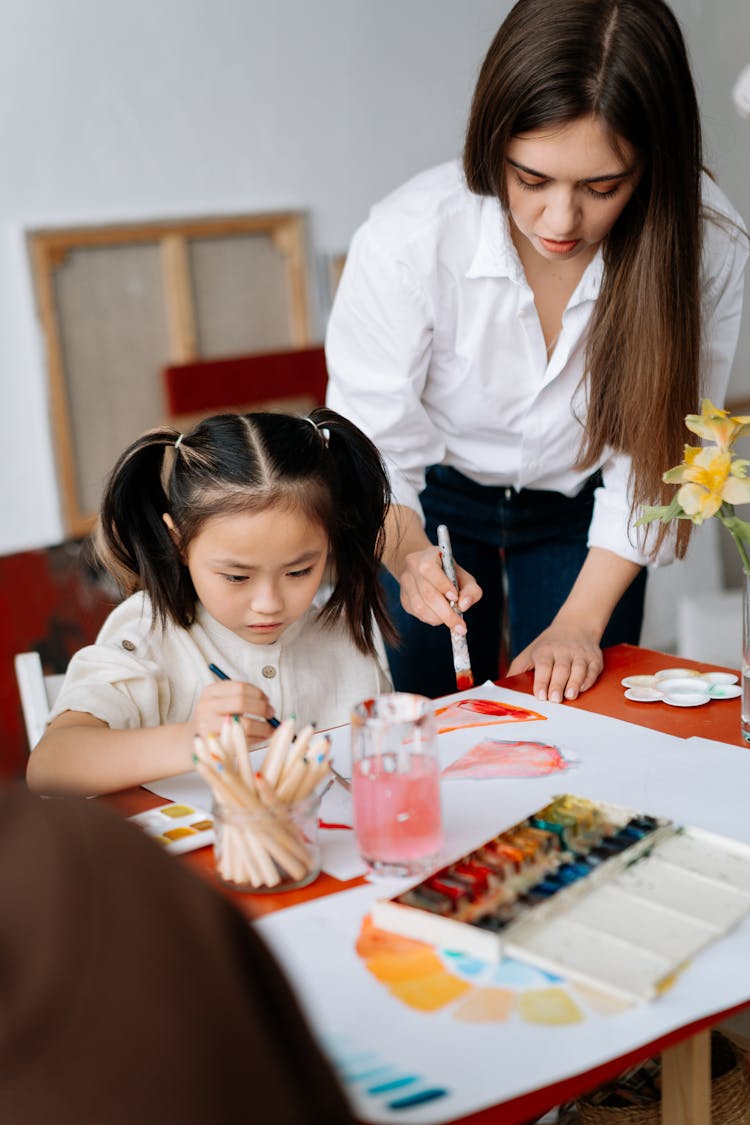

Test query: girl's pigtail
[308,407,396,655]
[96,428,188,629]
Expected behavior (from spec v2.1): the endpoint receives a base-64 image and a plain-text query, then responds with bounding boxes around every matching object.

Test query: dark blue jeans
[382,465,647,698]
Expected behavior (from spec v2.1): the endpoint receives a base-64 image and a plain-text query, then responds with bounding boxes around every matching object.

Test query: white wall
[0,0,503,554]
[1,0,749,584]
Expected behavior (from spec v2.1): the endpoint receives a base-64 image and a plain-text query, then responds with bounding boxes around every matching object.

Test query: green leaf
[635,496,687,528]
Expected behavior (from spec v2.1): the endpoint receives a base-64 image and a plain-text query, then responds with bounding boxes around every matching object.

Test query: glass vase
[743,570,750,745]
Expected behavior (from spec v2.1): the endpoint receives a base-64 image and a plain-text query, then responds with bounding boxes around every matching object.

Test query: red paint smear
[434,697,545,734]
[442,740,569,780]
[456,671,474,691]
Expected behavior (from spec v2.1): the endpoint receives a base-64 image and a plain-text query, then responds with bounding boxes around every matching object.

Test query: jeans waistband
[423,465,601,505]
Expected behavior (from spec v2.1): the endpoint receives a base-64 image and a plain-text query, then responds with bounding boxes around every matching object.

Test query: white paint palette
[622,669,741,708]
[509,825,750,1001]
[129,801,215,855]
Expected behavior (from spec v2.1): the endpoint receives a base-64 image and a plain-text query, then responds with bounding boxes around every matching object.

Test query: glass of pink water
[351,693,443,877]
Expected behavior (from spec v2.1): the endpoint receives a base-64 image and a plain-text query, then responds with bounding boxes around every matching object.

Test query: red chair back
[162,346,328,425]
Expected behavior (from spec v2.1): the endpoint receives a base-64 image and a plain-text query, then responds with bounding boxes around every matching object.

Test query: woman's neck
[510,219,598,357]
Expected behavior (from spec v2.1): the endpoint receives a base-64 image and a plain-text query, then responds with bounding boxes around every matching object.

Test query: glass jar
[351,692,443,878]
[212,792,321,893]
[742,569,750,745]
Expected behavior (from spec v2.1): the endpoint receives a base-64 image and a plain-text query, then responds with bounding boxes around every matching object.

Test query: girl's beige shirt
[48,590,392,735]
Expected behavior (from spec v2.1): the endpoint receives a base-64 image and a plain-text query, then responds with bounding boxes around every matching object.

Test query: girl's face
[504,115,641,265]
[181,505,329,645]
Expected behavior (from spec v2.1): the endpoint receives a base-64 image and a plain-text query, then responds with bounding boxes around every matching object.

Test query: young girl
[27,408,394,796]
[326,0,748,703]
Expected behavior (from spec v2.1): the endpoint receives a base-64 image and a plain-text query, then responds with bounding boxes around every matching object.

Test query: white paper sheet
[142,681,711,883]
[240,685,750,1124]
[256,880,750,1125]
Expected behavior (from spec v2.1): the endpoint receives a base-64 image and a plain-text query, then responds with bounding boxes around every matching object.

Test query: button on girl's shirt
[262,665,277,679]
[122,639,136,652]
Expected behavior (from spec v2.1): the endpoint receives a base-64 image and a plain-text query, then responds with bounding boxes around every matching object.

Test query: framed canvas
[28,212,312,536]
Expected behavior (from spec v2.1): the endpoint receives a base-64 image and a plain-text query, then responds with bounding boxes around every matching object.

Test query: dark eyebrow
[506,157,637,184]
[210,549,322,570]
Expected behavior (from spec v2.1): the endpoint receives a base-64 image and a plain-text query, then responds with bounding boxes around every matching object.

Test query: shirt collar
[466,196,524,282]
[465,194,605,303]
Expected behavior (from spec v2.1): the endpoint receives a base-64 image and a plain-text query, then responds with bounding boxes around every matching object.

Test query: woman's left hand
[506,548,643,702]
[507,625,603,702]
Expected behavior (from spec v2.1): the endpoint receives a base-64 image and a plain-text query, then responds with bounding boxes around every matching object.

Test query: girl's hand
[398,545,482,630]
[507,626,603,703]
[192,682,276,744]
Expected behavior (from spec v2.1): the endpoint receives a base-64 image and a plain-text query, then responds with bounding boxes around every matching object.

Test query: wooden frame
[29,212,312,537]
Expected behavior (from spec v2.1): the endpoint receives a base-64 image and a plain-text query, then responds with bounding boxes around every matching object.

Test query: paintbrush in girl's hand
[208,662,280,728]
[437,524,474,691]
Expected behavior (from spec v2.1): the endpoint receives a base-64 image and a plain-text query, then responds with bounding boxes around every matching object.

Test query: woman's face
[504,115,642,265]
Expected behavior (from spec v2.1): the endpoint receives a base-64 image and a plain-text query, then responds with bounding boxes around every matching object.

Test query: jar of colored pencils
[194,717,330,893]
[212,791,321,893]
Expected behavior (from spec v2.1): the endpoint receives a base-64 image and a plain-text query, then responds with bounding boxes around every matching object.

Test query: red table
[106,644,749,1125]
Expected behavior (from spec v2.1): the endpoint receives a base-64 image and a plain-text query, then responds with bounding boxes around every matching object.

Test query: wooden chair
[162,345,328,430]
[14,652,66,751]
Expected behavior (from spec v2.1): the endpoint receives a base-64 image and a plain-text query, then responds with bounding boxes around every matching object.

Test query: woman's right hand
[398,545,482,629]
[192,682,277,745]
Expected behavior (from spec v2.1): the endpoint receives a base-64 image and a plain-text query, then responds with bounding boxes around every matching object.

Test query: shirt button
[122,639,136,652]
[261,665,277,679]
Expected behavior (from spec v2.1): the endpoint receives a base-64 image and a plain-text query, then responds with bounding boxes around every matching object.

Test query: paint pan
[129,802,215,855]
[372,795,750,1003]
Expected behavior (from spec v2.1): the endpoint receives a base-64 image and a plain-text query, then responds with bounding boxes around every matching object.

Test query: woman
[326,0,748,702]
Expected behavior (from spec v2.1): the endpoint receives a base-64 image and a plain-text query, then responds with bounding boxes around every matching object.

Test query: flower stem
[718,504,750,575]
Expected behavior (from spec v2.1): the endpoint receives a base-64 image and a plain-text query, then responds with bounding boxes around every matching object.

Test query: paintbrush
[208,662,281,728]
[437,524,474,691]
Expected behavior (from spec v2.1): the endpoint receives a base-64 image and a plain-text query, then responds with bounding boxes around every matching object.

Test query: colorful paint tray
[372,795,750,1003]
[129,802,215,855]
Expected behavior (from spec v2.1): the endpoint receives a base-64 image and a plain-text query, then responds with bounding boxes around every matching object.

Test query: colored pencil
[436,524,474,691]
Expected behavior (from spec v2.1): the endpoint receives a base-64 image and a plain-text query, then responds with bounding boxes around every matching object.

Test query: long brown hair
[464,0,703,557]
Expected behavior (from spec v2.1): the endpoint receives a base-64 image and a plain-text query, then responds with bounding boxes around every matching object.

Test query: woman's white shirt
[48,591,391,733]
[326,161,748,567]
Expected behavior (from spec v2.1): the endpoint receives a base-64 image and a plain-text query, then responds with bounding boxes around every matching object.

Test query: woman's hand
[508,625,603,702]
[507,548,643,703]
[383,504,482,629]
[192,682,276,744]
[398,544,482,630]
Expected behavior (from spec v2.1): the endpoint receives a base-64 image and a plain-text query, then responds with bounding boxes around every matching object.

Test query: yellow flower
[684,398,750,451]
[636,404,750,574]
[662,445,750,523]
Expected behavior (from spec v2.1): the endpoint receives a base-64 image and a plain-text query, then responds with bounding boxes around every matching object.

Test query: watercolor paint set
[372,794,750,1002]
[129,801,215,855]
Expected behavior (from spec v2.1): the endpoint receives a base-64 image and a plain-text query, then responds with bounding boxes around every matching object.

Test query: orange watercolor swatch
[452,987,516,1023]
[356,914,432,959]
[387,972,472,1012]
[365,948,446,985]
